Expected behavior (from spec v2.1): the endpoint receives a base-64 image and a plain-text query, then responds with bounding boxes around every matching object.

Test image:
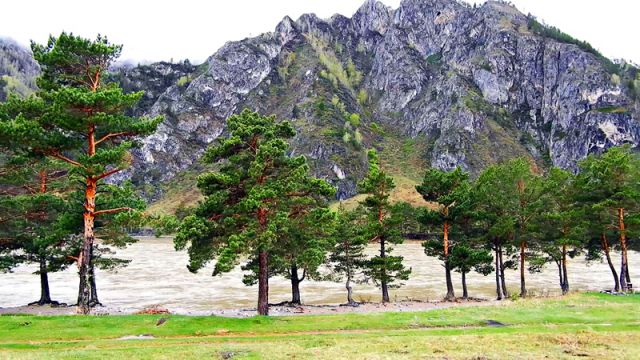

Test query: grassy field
[0,293,638,359]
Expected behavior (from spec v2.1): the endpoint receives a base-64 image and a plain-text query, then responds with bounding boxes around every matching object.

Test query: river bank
[0,297,498,317]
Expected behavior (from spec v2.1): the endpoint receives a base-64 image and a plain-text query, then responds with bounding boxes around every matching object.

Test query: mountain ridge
[1,0,639,206]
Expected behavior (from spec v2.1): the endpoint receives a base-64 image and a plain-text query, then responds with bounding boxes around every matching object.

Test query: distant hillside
[0,38,38,101]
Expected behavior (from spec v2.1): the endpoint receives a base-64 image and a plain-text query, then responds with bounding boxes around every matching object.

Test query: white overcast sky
[1,0,638,64]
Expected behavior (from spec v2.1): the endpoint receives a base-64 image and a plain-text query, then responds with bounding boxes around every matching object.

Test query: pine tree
[0,33,162,313]
[241,206,335,305]
[448,244,493,299]
[175,109,334,315]
[0,156,79,305]
[358,150,410,303]
[473,164,516,300]
[575,145,640,292]
[329,205,368,305]
[530,168,585,295]
[416,167,471,301]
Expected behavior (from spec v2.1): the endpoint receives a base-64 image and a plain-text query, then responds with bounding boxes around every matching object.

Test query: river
[0,237,637,312]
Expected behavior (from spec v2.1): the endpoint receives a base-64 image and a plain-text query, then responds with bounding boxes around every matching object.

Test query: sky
[1,0,638,64]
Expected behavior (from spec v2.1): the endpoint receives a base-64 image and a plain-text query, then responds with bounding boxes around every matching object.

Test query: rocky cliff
[126,0,640,201]
[2,0,640,203]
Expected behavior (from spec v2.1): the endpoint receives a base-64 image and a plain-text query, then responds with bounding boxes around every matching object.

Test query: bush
[370,122,385,136]
[348,113,361,127]
[353,129,363,145]
[357,89,368,105]
[426,52,442,66]
[176,75,191,87]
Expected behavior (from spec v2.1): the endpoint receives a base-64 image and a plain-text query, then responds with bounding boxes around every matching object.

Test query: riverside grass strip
[0,292,638,359]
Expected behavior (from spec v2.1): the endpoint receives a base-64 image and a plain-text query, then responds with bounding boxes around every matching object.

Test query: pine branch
[95,167,125,181]
[94,207,134,216]
[95,132,134,145]
[46,151,81,167]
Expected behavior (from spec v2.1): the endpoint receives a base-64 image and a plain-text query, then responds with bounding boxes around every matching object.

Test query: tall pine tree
[416,167,471,301]
[358,150,410,303]
[329,205,368,305]
[0,33,162,313]
[575,145,640,292]
[175,109,334,315]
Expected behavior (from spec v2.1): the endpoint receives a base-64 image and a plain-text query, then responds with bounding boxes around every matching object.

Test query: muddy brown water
[0,237,637,312]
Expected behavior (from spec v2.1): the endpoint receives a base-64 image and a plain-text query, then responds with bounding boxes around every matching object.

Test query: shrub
[353,129,363,145]
[348,113,361,127]
[357,89,368,105]
[176,75,191,87]
[426,52,442,66]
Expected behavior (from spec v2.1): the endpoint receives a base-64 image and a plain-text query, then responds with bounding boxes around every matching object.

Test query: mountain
[2,0,640,208]
[0,38,39,101]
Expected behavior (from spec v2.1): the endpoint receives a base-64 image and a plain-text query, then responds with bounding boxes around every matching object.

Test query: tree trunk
[519,240,527,298]
[601,233,620,292]
[77,176,96,315]
[618,208,630,291]
[444,260,455,301]
[346,276,355,305]
[380,234,390,303]
[556,260,564,291]
[290,263,301,305]
[31,171,53,306]
[257,250,269,315]
[461,271,468,300]
[561,245,569,295]
[494,246,503,300]
[38,257,51,304]
[78,125,97,315]
[88,250,101,307]
[499,245,509,298]
[443,218,455,301]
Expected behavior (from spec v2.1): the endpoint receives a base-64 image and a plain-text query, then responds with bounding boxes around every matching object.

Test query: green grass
[1,293,638,358]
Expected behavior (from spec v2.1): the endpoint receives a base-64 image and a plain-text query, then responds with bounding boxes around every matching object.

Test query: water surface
[0,237,637,312]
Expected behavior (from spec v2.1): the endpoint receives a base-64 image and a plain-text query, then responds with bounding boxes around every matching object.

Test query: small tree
[358,150,410,302]
[175,109,334,315]
[448,244,493,299]
[416,167,471,301]
[0,157,79,305]
[0,33,162,313]
[329,205,368,305]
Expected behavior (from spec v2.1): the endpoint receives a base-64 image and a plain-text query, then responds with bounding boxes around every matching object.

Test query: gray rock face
[2,1,639,201]
[119,0,640,198]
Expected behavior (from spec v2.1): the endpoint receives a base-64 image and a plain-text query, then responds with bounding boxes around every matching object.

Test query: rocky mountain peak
[1,1,638,204]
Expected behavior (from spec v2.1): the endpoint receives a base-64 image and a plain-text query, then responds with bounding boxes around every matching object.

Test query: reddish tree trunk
[77,125,96,315]
[443,216,455,301]
[257,250,269,315]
